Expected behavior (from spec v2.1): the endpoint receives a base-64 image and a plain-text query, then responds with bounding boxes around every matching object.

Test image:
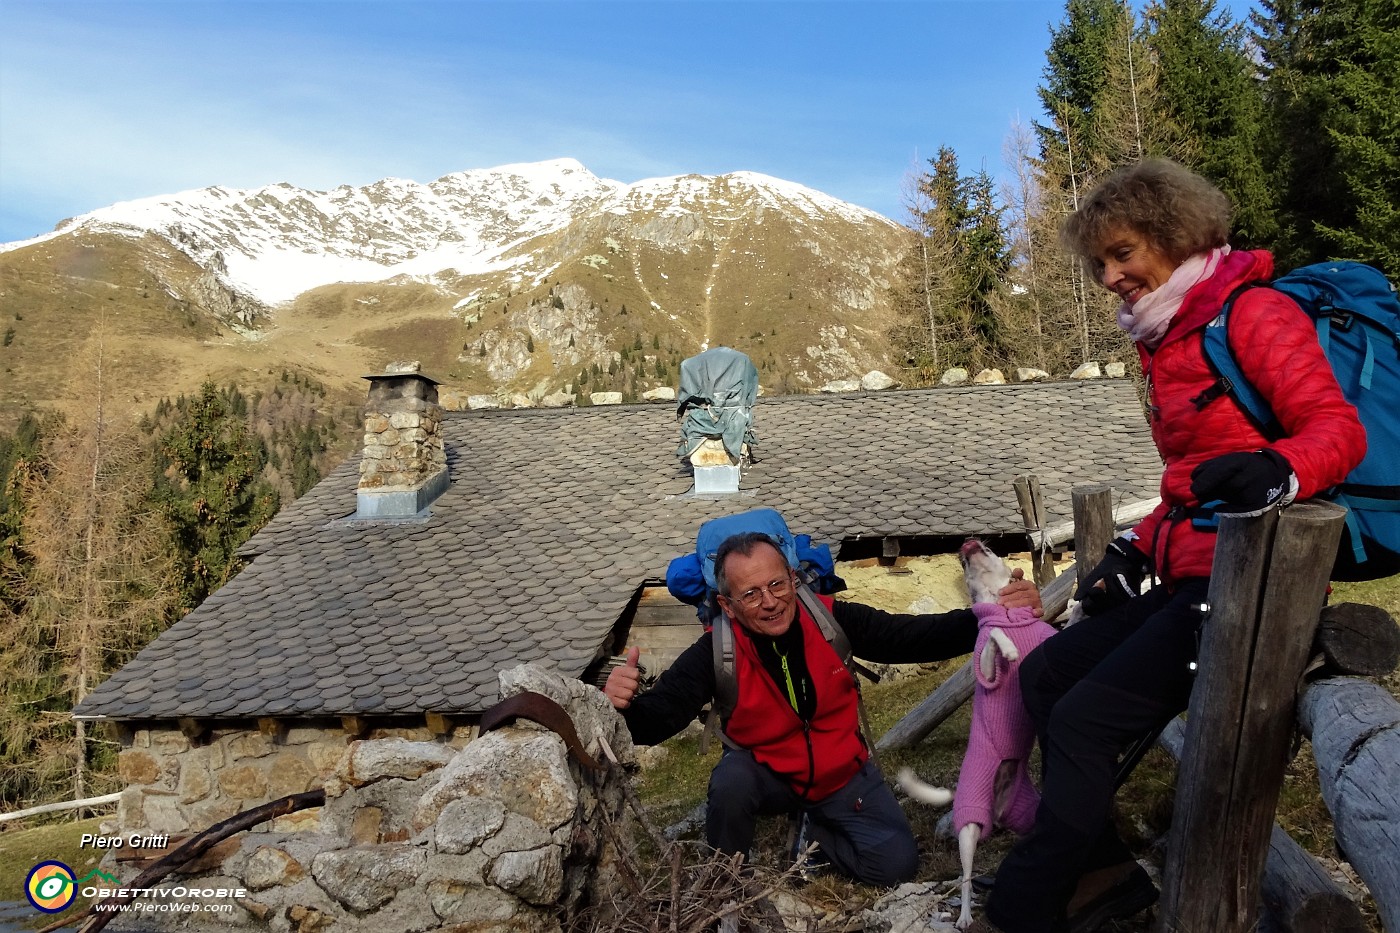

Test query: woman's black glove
[1075,537,1149,616]
[1189,449,1296,517]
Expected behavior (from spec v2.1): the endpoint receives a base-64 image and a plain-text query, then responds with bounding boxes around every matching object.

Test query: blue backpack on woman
[1200,261,1400,579]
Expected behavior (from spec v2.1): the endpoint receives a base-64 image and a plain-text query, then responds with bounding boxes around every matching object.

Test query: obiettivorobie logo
[24,858,246,918]
[24,862,118,913]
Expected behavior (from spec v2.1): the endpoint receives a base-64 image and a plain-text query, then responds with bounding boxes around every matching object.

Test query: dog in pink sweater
[899,539,1057,929]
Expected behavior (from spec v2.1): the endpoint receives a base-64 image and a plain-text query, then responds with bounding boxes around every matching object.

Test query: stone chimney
[357,362,449,518]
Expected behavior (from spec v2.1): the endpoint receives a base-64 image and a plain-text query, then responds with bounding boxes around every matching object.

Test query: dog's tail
[897,767,954,807]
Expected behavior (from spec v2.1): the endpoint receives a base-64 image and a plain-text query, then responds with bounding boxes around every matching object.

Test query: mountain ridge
[1,159,898,307]
[0,159,909,426]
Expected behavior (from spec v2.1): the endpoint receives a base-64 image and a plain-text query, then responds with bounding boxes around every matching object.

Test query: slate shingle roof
[74,381,1161,721]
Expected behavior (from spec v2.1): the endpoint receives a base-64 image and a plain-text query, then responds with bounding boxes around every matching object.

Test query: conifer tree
[888,154,964,382]
[1255,0,1399,268]
[152,382,279,612]
[1146,0,1277,246]
[889,148,1011,381]
[0,413,41,617]
[1037,0,1130,193]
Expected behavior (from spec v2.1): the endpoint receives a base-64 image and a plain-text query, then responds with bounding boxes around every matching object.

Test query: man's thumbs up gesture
[603,646,642,709]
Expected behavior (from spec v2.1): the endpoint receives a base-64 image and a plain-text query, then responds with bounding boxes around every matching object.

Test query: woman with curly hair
[969,160,1366,932]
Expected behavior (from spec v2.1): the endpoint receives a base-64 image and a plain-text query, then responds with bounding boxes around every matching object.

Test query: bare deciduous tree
[3,330,173,807]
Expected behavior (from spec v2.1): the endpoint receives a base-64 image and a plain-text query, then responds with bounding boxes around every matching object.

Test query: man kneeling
[603,532,1042,885]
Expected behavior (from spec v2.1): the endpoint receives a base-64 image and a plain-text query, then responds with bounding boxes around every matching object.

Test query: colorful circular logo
[26,861,76,913]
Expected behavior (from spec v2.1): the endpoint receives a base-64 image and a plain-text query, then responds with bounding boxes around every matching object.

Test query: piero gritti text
[79,832,171,850]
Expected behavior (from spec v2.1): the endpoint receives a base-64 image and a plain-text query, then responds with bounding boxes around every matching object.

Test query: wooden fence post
[1014,475,1056,587]
[1071,485,1115,587]
[1156,501,1345,933]
[1156,718,1368,933]
[879,482,1114,751]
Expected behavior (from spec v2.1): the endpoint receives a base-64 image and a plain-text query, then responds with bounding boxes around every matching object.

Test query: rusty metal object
[478,691,600,772]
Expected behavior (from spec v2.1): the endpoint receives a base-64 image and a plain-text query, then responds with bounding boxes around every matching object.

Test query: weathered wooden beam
[1157,718,1366,933]
[425,712,454,738]
[1013,475,1056,587]
[258,718,288,744]
[880,536,901,566]
[1313,602,1400,676]
[1156,501,1345,933]
[1071,485,1116,587]
[1296,676,1400,933]
[177,718,209,743]
[0,792,122,825]
[876,661,975,752]
[104,721,135,746]
[1038,496,1160,550]
[341,715,369,738]
[876,569,1078,751]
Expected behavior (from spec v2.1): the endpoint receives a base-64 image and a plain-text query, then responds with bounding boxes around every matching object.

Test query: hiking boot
[1065,862,1158,933]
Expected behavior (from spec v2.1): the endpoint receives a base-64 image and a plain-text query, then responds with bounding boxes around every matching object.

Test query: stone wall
[106,665,633,932]
[116,720,474,838]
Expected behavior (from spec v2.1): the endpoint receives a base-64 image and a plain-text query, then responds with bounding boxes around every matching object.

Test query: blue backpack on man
[664,508,880,757]
[1200,261,1400,580]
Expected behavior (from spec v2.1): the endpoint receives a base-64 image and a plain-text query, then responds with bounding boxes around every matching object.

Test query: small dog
[899,539,1058,929]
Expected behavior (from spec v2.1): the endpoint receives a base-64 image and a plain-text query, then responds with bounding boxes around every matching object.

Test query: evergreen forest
[889,0,1399,383]
[0,370,354,810]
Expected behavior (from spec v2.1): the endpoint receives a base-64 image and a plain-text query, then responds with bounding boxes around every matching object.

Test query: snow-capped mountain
[2,158,896,307]
[0,159,908,416]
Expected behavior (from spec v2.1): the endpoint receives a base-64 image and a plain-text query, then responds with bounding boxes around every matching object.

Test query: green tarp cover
[675,346,758,461]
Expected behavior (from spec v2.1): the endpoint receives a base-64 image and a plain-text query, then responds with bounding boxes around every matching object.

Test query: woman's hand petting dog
[997,568,1044,617]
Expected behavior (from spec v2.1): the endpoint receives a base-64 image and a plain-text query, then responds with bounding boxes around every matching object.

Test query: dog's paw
[988,627,1019,663]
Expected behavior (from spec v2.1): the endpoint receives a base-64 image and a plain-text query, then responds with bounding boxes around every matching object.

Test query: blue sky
[0,1,1257,244]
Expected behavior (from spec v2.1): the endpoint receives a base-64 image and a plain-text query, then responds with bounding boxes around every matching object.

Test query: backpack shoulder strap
[795,582,851,665]
[711,615,738,720]
[701,615,741,755]
[1196,281,1285,439]
[794,582,885,770]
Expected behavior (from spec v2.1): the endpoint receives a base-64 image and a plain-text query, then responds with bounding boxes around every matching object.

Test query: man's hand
[997,567,1044,618]
[603,646,641,710]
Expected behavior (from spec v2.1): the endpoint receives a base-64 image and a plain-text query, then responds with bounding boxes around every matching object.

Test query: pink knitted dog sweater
[952,602,1058,837]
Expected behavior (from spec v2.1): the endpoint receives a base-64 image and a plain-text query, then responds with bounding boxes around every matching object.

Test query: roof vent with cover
[675,347,757,494]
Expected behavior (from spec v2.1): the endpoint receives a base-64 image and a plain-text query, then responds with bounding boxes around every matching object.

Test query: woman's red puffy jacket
[1127,249,1366,584]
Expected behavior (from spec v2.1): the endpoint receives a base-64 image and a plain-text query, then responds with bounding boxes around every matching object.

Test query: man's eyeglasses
[727,577,793,609]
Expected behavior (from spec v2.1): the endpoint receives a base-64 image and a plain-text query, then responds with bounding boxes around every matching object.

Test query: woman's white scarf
[1117,246,1231,349]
